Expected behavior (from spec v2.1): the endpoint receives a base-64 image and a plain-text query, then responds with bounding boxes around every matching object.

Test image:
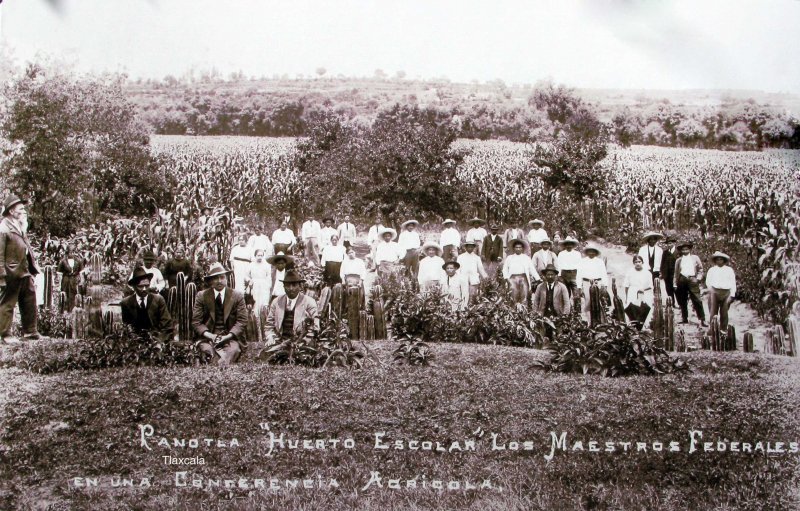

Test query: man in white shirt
[440,219,461,262]
[366,216,385,270]
[705,251,736,330]
[247,226,273,258]
[267,252,294,301]
[502,239,540,306]
[320,218,337,249]
[504,221,525,256]
[301,215,322,265]
[638,231,664,280]
[142,250,166,293]
[576,244,610,315]
[673,241,707,326]
[440,261,469,312]
[337,214,357,249]
[532,238,559,277]
[457,241,487,304]
[557,236,581,296]
[271,221,296,255]
[375,228,404,281]
[229,235,252,291]
[418,242,445,292]
[340,247,367,288]
[398,219,422,280]
[465,218,487,257]
[527,219,549,255]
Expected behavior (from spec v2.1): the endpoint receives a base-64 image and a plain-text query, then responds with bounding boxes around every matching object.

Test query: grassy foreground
[1,342,799,510]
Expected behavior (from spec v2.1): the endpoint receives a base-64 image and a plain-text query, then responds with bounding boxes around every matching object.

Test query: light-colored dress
[246,261,273,312]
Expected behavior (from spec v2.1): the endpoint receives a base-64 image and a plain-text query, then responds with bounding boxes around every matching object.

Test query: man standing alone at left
[0,195,40,344]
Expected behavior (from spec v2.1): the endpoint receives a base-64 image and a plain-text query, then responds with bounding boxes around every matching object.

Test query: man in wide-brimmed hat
[638,231,665,281]
[502,239,539,306]
[557,236,581,296]
[457,240,487,304]
[418,241,445,292]
[120,266,174,341]
[375,227,404,281]
[398,219,421,280]
[141,249,166,293]
[673,241,706,326]
[440,260,469,312]
[0,194,40,343]
[527,219,548,255]
[576,243,610,315]
[192,263,249,365]
[533,263,571,319]
[705,251,735,330]
[267,252,295,301]
[466,218,487,257]
[439,219,461,263]
[481,224,504,276]
[264,269,318,345]
[504,220,525,257]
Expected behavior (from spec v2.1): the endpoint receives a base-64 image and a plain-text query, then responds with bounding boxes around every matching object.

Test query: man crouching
[192,263,249,365]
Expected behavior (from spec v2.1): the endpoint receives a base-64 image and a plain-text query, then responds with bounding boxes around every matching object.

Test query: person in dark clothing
[56,245,83,312]
[660,236,677,307]
[120,266,174,341]
[164,245,193,288]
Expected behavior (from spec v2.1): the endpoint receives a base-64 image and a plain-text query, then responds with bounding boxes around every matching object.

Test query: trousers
[508,274,529,306]
[197,339,242,366]
[675,275,705,322]
[0,275,38,336]
[708,287,732,330]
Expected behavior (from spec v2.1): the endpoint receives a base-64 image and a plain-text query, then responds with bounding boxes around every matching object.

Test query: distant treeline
[130,78,800,150]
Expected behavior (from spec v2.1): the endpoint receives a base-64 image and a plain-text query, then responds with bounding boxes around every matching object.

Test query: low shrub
[258,315,365,368]
[392,334,434,366]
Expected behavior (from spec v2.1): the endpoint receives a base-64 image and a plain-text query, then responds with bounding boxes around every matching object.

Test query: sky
[1,0,798,92]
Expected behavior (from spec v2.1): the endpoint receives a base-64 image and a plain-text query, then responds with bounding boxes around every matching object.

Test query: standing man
[301,214,322,265]
[228,235,252,291]
[337,214,357,249]
[502,239,540,306]
[440,219,461,263]
[638,232,664,281]
[248,225,274,258]
[375,227,404,281]
[0,195,40,343]
[576,243,610,315]
[264,270,319,345]
[457,240,487,304]
[366,216,385,270]
[673,241,707,327]
[56,245,83,312]
[440,261,469,312]
[398,219,422,281]
[121,266,174,342]
[481,224,504,277]
[192,263,249,365]
[465,218,487,257]
[272,220,296,255]
[320,217,337,249]
[503,221,525,257]
[527,219,549,255]
[706,251,736,331]
[533,264,572,318]
[660,236,678,307]
[532,238,559,277]
[557,236,581,296]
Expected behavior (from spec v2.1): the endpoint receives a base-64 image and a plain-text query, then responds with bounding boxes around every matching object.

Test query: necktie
[215,293,223,309]
[139,297,146,310]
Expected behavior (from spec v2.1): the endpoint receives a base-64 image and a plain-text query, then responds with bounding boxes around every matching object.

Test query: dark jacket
[120,292,174,341]
[660,248,676,285]
[0,217,39,286]
[191,287,249,344]
[482,234,504,262]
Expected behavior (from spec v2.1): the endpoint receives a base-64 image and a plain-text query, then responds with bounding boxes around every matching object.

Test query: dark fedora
[541,263,559,276]
[442,261,460,270]
[128,266,154,287]
[281,270,305,284]
[676,240,694,251]
[142,249,157,262]
[2,194,25,216]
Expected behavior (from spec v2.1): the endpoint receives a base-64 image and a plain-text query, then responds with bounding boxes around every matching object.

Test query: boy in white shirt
[440,219,461,262]
[457,241,487,304]
[418,242,446,293]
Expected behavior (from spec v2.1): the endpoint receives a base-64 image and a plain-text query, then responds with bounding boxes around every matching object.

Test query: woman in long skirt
[57,245,83,312]
[321,235,346,287]
[245,249,273,313]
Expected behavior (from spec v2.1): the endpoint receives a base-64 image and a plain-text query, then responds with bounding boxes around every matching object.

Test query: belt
[233,257,251,262]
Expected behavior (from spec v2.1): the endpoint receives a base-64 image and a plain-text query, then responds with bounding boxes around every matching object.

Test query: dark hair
[632,255,644,264]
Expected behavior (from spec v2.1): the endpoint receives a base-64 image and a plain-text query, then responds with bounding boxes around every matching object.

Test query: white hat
[379,227,398,240]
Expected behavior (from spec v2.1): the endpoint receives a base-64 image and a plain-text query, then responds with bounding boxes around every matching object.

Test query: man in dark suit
[660,236,677,307]
[120,266,174,341]
[0,194,40,344]
[192,263,249,365]
[481,224,504,277]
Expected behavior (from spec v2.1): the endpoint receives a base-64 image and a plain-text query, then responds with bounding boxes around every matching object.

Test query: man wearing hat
[267,252,295,302]
[141,249,166,293]
[398,220,422,280]
[440,261,469,312]
[532,238,559,277]
[705,252,736,330]
[673,241,707,326]
[0,194,40,343]
[533,263,571,319]
[481,224,504,276]
[439,219,461,263]
[660,235,678,305]
[457,240,487,304]
[638,232,664,281]
[121,267,174,341]
[465,218,487,257]
[418,242,446,292]
[320,217,337,249]
[265,269,319,345]
[374,227,404,281]
[192,263,250,365]
[527,219,549,255]
[557,236,581,296]
[502,239,540,306]
[301,214,322,265]
[576,243,610,314]
[503,221,525,257]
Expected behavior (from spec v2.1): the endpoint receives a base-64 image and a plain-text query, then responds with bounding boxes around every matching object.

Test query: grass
[1,342,799,510]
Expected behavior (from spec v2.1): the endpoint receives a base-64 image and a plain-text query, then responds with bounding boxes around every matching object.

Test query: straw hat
[422,241,443,255]
[676,240,694,251]
[379,227,398,240]
[710,251,730,263]
[583,243,602,256]
[267,252,295,265]
[442,260,461,270]
[560,236,579,247]
[528,219,544,227]
[510,238,530,251]
[642,231,664,242]
[540,238,553,246]
[401,219,419,229]
[442,219,456,226]
[468,217,485,225]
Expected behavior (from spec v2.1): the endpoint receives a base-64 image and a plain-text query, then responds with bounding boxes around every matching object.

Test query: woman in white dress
[320,234,346,286]
[245,249,273,313]
[623,254,654,328]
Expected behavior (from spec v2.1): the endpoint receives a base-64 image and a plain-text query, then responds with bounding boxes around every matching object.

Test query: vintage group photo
[0,0,798,509]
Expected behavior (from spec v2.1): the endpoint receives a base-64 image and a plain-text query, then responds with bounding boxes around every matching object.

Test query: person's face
[382,233,392,242]
[532,224,540,230]
[344,215,351,222]
[285,281,302,299]
[513,244,523,254]
[239,237,247,246]
[325,221,333,227]
[544,271,557,283]
[134,278,151,298]
[176,248,185,259]
[491,228,498,235]
[211,274,227,291]
[375,217,382,225]
[714,258,726,267]
[587,251,597,259]
[648,237,657,247]
[331,235,340,245]
[280,222,288,230]
[347,249,356,260]
[144,259,155,269]
[8,203,25,221]
[255,227,262,235]
[407,224,415,231]
[541,243,552,251]
[445,265,457,277]
[680,247,690,256]
[465,244,475,253]
[255,251,264,263]
[426,248,437,257]
[634,258,643,271]
[275,260,287,271]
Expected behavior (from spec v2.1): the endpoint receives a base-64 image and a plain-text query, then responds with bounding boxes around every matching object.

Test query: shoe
[24,332,41,340]
[1,336,22,345]
[700,321,708,328]
[679,320,689,325]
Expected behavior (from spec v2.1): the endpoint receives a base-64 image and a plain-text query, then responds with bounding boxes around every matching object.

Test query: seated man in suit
[191,263,249,365]
[265,270,319,345]
[120,266,174,341]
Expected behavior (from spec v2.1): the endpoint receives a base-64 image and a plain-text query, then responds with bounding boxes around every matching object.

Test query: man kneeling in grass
[192,263,249,365]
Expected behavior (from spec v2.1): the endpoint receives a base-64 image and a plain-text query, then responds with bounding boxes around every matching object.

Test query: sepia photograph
[0,0,799,509]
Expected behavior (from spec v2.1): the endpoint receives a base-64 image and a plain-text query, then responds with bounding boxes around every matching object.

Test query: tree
[1,64,176,237]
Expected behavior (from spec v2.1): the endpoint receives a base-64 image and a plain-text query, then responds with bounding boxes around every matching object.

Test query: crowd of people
[0,194,738,361]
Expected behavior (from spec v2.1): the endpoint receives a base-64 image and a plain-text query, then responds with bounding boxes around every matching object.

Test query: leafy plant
[392,333,434,366]
[259,315,364,368]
